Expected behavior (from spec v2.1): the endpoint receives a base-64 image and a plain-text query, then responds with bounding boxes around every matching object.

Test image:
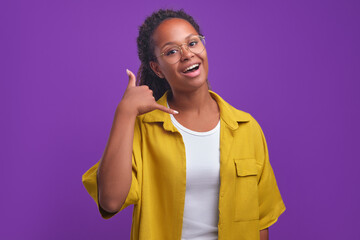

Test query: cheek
[202,53,209,69]
[157,61,173,75]
[159,66,179,87]
[200,51,208,64]
[162,66,177,77]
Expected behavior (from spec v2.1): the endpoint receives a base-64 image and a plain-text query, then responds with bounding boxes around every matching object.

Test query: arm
[97,104,137,213]
[260,228,269,240]
[97,69,177,213]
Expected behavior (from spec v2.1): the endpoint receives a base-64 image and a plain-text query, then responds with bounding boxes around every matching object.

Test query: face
[150,18,209,94]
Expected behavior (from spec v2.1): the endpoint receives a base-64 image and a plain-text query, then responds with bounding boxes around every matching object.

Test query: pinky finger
[155,103,179,115]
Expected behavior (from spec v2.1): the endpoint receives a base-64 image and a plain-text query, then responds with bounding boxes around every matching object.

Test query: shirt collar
[142,90,250,132]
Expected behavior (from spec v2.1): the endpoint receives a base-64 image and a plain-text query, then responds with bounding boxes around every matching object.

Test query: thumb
[154,103,179,115]
[126,69,136,88]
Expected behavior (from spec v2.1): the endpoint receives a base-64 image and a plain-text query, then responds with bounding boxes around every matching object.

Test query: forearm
[260,228,269,240]
[97,103,137,213]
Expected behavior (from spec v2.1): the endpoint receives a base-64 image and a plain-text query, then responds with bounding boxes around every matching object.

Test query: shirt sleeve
[81,117,142,219]
[253,120,286,230]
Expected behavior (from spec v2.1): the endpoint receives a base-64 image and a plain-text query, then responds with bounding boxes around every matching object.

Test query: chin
[185,77,209,92]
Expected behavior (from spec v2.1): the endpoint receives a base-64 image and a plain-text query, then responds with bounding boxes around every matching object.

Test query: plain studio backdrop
[1,0,359,239]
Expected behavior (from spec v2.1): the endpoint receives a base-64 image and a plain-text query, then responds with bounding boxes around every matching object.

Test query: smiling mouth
[183,63,200,73]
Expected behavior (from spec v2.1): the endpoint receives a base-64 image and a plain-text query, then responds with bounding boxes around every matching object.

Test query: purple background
[1,0,359,239]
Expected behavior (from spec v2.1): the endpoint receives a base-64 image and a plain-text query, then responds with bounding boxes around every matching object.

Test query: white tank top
[169,113,220,240]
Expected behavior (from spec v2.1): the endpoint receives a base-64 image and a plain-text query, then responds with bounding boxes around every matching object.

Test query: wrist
[116,101,138,117]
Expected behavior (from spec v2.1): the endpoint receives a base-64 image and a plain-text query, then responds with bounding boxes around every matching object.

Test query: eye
[165,48,178,56]
[188,39,199,47]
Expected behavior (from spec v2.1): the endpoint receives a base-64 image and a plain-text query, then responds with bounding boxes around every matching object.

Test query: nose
[180,44,194,61]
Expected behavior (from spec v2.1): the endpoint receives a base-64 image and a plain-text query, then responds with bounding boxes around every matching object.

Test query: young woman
[82,9,286,240]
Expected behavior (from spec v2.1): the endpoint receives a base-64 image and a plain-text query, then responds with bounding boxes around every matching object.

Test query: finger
[126,69,136,88]
[154,103,179,114]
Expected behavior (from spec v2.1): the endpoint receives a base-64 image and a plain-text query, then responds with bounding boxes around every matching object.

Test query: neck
[167,85,215,115]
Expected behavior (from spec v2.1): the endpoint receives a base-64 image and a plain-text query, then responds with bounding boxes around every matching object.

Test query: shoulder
[209,90,259,126]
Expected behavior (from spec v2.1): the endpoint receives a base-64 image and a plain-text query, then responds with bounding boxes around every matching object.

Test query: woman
[82,9,286,240]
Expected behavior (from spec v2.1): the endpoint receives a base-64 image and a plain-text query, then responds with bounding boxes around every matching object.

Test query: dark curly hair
[136,9,203,100]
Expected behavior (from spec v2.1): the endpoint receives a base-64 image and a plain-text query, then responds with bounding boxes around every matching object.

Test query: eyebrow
[160,34,197,49]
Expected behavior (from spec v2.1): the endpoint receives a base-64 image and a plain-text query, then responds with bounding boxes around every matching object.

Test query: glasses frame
[155,35,206,64]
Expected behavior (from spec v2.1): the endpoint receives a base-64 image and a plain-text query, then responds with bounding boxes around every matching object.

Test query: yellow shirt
[82,90,286,240]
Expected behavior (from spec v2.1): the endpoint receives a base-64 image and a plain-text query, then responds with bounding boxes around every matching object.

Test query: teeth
[184,64,199,72]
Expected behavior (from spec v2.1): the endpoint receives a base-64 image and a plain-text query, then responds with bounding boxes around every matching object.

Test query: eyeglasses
[156,35,206,64]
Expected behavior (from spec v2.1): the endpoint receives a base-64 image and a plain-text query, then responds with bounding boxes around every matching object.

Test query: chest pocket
[234,158,260,222]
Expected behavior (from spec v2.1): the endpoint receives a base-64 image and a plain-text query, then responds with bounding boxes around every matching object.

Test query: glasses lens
[163,36,205,64]
[188,36,205,55]
[163,47,182,64]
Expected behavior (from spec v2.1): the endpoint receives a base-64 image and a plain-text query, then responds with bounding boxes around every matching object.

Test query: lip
[180,63,201,78]
[181,62,201,73]
[180,62,201,78]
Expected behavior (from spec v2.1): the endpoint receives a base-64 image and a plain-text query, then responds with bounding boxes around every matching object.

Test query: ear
[149,61,165,79]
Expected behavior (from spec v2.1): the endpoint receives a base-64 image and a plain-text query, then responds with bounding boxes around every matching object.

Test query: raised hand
[118,69,178,116]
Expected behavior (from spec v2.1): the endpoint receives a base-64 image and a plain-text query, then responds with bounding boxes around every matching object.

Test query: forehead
[152,18,198,46]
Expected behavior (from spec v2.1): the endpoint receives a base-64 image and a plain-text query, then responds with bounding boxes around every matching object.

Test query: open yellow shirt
[82,90,286,240]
